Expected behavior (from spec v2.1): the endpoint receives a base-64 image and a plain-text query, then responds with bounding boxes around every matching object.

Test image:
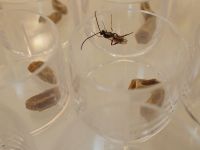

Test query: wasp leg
[111,39,119,45]
[121,32,134,37]
[111,14,113,31]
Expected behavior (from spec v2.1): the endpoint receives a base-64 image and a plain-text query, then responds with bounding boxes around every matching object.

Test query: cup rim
[181,24,200,126]
[71,9,187,56]
[69,9,189,86]
[1,9,59,57]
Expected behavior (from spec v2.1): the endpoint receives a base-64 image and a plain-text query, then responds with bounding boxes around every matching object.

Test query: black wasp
[81,11,133,50]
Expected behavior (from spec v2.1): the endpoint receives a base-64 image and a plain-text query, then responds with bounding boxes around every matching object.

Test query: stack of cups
[0,10,69,135]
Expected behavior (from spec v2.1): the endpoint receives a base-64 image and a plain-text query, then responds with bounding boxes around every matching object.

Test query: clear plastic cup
[167,0,200,42]
[0,0,74,47]
[55,104,200,150]
[182,25,200,127]
[0,9,69,135]
[68,9,191,142]
[0,104,36,150]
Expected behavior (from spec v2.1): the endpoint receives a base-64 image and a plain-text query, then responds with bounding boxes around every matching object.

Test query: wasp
[81,11,133,50]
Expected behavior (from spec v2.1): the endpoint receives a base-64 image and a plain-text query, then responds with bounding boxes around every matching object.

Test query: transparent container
[0,10,69,135]
[55,104,200,150]
[68,9,191,142]
[182,25,200,126]
[0,104,36,150]
[167,0,200,42]
[71,0,169,25]
[0,0,74,47]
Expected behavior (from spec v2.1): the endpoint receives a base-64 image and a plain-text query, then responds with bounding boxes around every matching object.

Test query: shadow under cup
[0,10,69,135]
[69,9,191,142]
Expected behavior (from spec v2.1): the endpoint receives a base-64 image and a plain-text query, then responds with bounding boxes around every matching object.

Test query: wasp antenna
[121,32,134,37]
[95,11,101,32]
[111,14,113,31]
[81,32,101,50]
